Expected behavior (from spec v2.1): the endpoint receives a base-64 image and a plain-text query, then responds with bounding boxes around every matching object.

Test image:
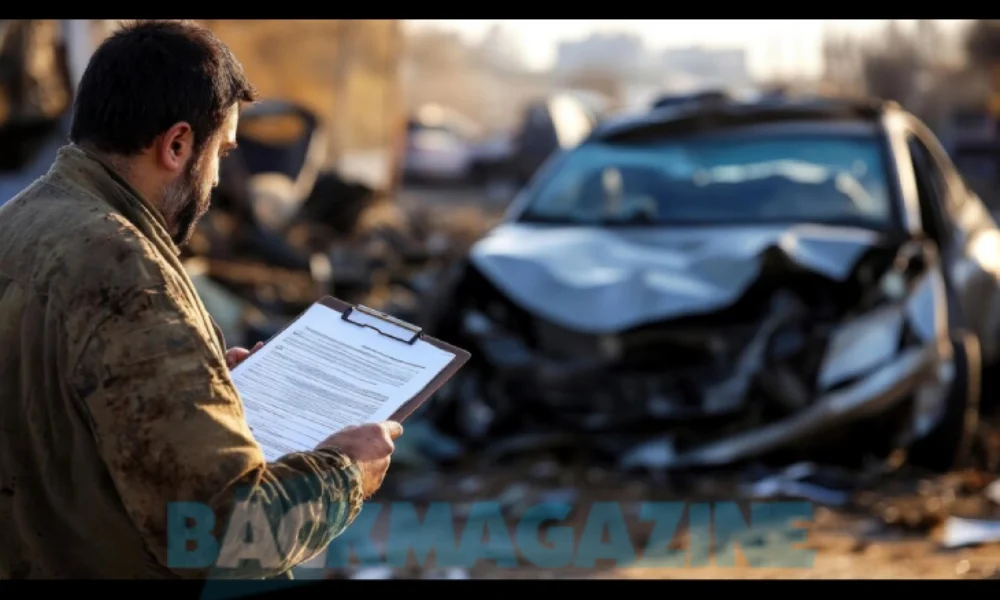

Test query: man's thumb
[382,421,403,440]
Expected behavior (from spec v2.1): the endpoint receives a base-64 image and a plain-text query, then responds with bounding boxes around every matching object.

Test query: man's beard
[162,157,211,246]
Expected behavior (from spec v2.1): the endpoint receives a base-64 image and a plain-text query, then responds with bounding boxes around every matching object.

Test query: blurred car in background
[401,94,601,202]
[463,92,602,204]
[504,92,600,186]
[402,104,487,184]
[425,95,1000,473]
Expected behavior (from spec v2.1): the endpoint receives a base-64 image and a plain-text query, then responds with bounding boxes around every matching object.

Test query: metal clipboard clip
[341,304,422,344]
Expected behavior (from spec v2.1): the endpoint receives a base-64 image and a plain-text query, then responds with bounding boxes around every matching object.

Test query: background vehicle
[402,104,485,184]
[505,92,600,186]
[185,98,440,348]
[425,96,1000,472]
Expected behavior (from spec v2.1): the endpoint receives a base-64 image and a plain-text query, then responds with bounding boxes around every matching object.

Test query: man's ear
[155,122,195,173]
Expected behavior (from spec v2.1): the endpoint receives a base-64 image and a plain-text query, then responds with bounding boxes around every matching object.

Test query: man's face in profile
[165,105,240,245]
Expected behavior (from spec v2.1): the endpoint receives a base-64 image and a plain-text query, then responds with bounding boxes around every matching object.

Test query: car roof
[588,95,896,144]
[650,89,729,109]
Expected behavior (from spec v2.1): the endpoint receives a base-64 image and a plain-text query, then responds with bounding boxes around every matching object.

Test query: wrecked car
[424,96,1000,473]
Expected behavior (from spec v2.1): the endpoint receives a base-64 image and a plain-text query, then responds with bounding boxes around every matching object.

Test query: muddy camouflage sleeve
[68,284,365,579]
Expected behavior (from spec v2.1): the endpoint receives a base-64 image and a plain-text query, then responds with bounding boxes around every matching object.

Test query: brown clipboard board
[236,295,471,423]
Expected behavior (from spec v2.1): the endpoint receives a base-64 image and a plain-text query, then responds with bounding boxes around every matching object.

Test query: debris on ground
[741,462,855,506]
[942,517,1000,549]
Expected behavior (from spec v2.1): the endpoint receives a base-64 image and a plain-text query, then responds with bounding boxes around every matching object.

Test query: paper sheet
[231,303,455,462]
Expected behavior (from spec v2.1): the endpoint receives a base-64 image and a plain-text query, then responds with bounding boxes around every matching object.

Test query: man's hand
[317,422,402,499]
[225,341,264,370]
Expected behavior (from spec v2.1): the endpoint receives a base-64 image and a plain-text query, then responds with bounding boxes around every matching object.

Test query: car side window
[907,133,951,246]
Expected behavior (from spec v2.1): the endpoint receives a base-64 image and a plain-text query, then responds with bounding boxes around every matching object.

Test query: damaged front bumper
[445,253,957,469]
[639,341,951,469]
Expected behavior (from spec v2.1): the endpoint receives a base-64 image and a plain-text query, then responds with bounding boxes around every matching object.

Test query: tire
[907,331,981,472]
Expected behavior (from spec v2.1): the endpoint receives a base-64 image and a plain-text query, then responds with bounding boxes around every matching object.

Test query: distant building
[555,33,650,77]
[660,47,750,89]
[553,36,752,100]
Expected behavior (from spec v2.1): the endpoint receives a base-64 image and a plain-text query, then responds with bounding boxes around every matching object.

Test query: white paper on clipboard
[230,302,456,462]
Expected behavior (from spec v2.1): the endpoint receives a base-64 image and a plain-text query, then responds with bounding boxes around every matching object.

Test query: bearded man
[0,20,399,579]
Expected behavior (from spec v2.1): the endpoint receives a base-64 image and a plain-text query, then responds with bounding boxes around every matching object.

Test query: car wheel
[907,331,981,472]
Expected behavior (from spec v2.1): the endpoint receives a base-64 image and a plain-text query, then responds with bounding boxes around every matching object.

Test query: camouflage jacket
[0,145,364,579]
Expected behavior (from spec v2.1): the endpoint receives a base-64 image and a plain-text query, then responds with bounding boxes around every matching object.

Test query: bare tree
[818,20,976,131]
[821,32,865,95]
[965,20,1000,71]
[327,21,360,165]
[859,21,921,105]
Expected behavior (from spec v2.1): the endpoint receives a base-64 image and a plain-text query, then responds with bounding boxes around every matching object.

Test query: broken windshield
[516,131,894,228]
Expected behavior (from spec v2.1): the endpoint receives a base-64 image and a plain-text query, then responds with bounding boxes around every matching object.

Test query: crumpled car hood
[468,221,885,334]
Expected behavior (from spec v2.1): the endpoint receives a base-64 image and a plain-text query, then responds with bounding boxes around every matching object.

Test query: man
[0,20,399,579]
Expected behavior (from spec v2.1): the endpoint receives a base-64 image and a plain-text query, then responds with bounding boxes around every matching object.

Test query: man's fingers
[381,421,403,441]
[225,347,250,368]
[226,343,262,368]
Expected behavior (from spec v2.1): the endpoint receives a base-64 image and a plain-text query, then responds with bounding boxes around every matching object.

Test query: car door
[905,117,1000,364]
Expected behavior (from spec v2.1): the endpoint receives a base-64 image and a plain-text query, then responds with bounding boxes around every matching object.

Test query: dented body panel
[470,222,883,334]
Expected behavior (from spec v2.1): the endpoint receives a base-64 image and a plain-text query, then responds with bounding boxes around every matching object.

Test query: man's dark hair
[69,20,257,156]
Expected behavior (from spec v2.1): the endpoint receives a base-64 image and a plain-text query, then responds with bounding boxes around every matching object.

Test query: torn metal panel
[469,221,882,334]
[911,359,956,439]
[817,305,905,391]
[663,344,944,469]
[905,263,949,343]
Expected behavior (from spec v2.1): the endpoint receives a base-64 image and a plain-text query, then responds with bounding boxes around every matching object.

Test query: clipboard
[241,295,471,423]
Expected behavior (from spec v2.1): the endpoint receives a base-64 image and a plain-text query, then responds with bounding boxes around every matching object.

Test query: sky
[405,20,971,80]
